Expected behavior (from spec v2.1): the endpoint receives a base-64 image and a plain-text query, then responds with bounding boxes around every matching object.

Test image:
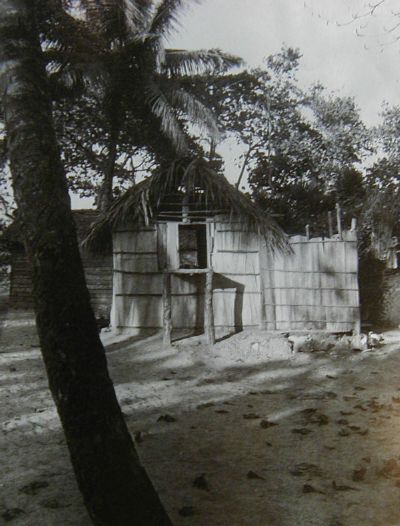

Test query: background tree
[43,0,241,210]
[198,47,371,234]
[0,2,172,524]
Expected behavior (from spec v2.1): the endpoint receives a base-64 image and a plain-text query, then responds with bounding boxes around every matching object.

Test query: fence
[261,229,360,332]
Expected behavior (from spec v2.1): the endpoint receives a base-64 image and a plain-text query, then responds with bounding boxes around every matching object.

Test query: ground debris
[2,508,25,522]
[157,414,177,423]
[243,413,260,419]
[259,419,278,429]
[332,481,358,491]
[290,463,322,477]
[196,402,215,410]
[380,458,400,479]
[19,480,49,495]
[352,467,367,482]
[247,470,265,480]
[40,498,70,509]
[193,474,209,491]
[292,427,313,435]
[302,484,324,494]
[179,506,195,517]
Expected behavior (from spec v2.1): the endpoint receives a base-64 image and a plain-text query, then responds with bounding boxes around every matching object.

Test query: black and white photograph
[1,1,400,525]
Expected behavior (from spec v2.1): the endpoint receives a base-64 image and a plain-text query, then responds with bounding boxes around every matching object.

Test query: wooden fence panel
[261,230,360,332]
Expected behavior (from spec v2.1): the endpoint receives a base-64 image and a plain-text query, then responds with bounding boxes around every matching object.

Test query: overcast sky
[73,0,400,206]
[169,0,400,126]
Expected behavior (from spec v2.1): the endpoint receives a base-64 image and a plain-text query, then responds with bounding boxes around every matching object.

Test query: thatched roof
[84,158,287,252]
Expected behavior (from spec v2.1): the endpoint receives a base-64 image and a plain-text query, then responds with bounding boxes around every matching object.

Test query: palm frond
[149,0,200,38]
[80,0,151,40]
[164,48,243,76]
[170,88,220,141]
[146,83,189,154]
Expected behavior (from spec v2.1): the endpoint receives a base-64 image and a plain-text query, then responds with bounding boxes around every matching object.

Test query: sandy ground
[3,303,400,525]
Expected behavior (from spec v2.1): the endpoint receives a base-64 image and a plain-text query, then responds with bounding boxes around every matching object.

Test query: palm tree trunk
[0,3,172,525]
[96,134,118,212]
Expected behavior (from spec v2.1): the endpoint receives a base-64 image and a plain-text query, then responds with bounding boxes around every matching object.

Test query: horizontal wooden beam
[167,268,211,274]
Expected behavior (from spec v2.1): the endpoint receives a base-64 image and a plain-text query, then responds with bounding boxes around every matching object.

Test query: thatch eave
[83,158,288,254]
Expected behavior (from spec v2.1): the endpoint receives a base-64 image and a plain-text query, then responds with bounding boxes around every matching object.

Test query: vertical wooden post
[305,224,310,240]
[163,271,172,346]
[204,270,215,344]
[328,211,333,238]
[351,217,357,231]
[336,203,342,238]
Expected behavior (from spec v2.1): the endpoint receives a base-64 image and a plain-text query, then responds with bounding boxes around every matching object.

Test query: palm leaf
[80,0,152,39]
[164,48,243,76]
[169,88,220,141]
[149,0,200,38]
[146,83,189,154]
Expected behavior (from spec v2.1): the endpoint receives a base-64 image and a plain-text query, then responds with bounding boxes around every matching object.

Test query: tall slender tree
[42,0,241,210]
[0,2,171,524]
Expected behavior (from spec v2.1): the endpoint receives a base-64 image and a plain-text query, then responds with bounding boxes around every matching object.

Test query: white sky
[72,0,400,206]
[169,0,400,126]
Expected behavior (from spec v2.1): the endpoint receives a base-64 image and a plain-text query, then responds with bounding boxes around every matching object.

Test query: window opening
[178,224,208,269]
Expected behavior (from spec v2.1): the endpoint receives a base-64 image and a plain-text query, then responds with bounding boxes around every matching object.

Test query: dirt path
[2,308,400,525]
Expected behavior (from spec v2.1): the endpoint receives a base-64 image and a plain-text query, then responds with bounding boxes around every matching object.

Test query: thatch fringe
[83,157,288,253]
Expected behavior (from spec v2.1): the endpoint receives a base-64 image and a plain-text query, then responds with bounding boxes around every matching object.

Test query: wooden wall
[112,221,360,334]
[211,220,262,330]
[111,225,206,331]
[9,249,112,320]
[261,230,360,332]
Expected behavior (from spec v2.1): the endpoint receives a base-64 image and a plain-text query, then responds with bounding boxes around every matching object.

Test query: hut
[86,159,361,342]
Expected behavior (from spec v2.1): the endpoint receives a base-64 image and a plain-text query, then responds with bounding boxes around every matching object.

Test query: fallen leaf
[356,429,369,436]
[2,509,25,522]
[243,413,260,420]
[332,481,358,491]
[380,458,400,478]
[290,463,322,477]
[301,408,318,415]
[193,474,209,491]
[196,402,215,410]
[352,467,367,482]
[215,409,229,414]
[179,506,195,517]
[157,414,176,423]
[40,499,70,509]
[302,484,324,494]
[260,419,278,429]
[19,480,49,495]
[338,428,350,437]
[247,470,264,480]
[292,428,312,435]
